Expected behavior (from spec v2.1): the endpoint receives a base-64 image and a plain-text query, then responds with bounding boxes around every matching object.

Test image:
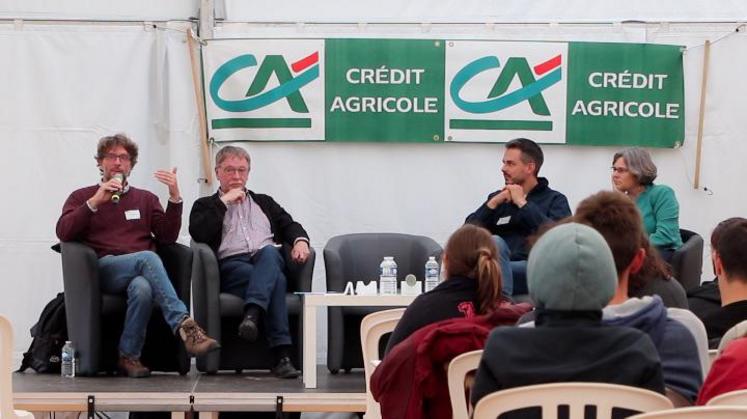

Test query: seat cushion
[219,293,302,317]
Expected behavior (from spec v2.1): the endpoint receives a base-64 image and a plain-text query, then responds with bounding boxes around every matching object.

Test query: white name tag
[497,216,511,226]
[125,209,141,220]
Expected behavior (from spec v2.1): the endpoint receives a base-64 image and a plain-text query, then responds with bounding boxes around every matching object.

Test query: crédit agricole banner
[203,38,684,147]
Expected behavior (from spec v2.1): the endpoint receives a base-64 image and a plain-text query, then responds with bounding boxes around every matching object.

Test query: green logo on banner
[449,54,562,131]
[324,39,445,142]
[209,52,320,129]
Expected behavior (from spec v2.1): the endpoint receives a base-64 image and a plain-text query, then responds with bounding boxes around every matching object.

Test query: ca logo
[209,52,320,113]
[450,55,561,115]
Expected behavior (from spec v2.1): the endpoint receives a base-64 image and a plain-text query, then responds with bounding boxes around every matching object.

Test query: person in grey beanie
[470,223,665,412]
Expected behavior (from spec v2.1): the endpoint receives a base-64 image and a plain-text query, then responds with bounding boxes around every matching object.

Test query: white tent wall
[223,0,747,23]
[0,21,204,359]
[0,1,199,20]
[1,13,746,365]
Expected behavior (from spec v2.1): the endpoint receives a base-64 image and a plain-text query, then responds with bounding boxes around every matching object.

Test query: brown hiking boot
[178,317,220,356]
[118,355,151,378]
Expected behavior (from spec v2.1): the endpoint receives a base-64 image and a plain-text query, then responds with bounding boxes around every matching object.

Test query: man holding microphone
[56,133,218,378]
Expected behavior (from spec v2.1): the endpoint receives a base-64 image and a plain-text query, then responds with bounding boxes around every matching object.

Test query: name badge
[125,210,141,220]
[497,216,511,226]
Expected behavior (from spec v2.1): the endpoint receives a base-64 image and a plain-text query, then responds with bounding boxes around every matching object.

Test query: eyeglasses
[611,166,629,174]
[103,153,131,162]
[221,166,249,175]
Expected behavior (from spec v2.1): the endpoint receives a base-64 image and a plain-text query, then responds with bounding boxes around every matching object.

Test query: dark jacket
[189,190,309,257]
[471,310,665,410]
[372,303,532,419]
[385,276,481,354]
[465,177,570,260]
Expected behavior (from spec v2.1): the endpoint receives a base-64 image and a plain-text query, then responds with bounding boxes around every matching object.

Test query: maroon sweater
[56,185,182,258]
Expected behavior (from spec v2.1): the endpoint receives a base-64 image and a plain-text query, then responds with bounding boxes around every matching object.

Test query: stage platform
[13,366,366,417]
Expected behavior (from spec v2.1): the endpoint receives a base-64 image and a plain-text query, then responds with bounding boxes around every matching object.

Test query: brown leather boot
[178,317,220,356]
[118,355,151,378]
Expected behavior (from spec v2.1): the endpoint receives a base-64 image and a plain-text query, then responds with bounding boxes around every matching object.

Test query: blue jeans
[98,250,189,358]
[492,235,515,297]
[492,235,530,297]
[218,245,291,348]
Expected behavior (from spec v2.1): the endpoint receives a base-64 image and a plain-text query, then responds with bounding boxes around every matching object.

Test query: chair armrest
[59,241,101,375]
[286,247,316,293]
[157,242,192,304]
[323,245,347,292]
[190,241,222,340]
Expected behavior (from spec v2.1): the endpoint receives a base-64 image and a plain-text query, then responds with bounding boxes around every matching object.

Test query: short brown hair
[574,191,642,275]
[712,218,747,281]
[446,224,503,314]
[573,191,670,291]
[505,138,544,176]
[95,133,139,166]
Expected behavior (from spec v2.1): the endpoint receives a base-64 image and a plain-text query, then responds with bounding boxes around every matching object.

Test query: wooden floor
[13,366,366,414]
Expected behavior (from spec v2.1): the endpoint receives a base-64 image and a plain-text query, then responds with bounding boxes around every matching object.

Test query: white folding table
[297,293,416,389]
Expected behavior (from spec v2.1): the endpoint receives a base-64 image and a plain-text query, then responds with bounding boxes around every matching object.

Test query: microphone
[111,173,125,204]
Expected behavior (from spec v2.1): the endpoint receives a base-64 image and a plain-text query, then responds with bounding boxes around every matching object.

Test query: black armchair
[671,229,704,292]
[59,241,191,376]
[191,242,315,373]
[324,233,442,373]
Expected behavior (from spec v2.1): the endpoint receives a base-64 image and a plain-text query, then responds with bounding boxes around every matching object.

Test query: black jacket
[189,190,309,257]
[465,177,570,260]
[385,276,479,354]
[471,309,665,411]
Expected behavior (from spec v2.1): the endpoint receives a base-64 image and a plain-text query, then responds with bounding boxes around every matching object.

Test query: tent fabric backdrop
[1,18,747,364]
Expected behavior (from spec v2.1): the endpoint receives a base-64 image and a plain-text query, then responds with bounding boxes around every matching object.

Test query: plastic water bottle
[424,256,440,292]
[61,341,75,377]
[379,256,398,295]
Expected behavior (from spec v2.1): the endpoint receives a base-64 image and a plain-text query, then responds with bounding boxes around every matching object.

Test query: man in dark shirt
[702,217,747,347]
[466,138,571,296]
[189,145,310,378]
[56,133,218,377]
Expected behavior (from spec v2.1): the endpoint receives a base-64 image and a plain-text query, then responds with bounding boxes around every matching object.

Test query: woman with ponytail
[372,225,531,419]
[385,224,508,354]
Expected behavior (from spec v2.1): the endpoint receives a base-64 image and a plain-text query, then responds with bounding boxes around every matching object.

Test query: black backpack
[18,292,68,373]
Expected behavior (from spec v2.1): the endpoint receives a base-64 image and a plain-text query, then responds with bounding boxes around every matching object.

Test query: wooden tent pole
[694,40,711,190]
[187,28,213,185]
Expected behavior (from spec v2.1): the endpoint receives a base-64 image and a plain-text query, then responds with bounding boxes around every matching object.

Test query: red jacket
[697,337,747,405]
[371,302,532,419]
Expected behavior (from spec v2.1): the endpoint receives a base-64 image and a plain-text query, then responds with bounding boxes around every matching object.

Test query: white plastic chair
[707,389,747,406]
[628,406,747,418]
[360,308,405,419]
[447,349,483,419]
[472,382,673,419]
[1,315,33,418]
[717,319,747,353]
[667,308,710,377]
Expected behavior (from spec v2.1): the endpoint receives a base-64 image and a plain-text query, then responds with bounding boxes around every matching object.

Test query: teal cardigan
[636,184,683,250]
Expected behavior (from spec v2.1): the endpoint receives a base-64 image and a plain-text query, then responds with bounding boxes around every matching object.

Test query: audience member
[700,217,747,347]
[471,223,664,411]
[697,336,747,404]
[575,191,701,402]
[385,224,509,353]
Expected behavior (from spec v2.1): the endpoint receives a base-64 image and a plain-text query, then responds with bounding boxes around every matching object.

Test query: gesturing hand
[155,167,180,201]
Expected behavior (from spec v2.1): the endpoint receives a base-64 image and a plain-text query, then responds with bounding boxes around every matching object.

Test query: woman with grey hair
[611,147,682,261]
